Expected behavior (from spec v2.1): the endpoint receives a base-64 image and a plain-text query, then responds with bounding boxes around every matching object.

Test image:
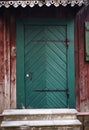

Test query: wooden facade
[75,5,89,111]
[0,4,89,113]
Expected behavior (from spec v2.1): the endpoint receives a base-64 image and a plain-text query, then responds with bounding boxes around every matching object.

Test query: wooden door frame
[16,18,75,108]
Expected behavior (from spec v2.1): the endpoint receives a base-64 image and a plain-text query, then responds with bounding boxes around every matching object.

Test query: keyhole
[29,72,33,80]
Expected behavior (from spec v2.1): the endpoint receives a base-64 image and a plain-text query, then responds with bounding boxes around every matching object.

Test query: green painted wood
[16,19,75,108]
[85,22,89,61]
[24,25,67,108]
[67,20,75,108]
[16,20,25,108]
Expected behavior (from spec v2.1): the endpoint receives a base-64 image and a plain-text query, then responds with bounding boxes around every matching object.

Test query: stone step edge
[1,120,81,128]
[2,109,78,116]
[3,116,77,120]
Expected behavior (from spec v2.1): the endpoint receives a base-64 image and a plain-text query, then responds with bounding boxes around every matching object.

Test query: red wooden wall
[0,14,4,113]
[75,5,89,111]
[0,5,89,113]
[0,9,16,113]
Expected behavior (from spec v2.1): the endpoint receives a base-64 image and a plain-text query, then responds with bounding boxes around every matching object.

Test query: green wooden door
[16,19,75,108]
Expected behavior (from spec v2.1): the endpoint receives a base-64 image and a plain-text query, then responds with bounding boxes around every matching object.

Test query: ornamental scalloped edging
[0,0,88,8]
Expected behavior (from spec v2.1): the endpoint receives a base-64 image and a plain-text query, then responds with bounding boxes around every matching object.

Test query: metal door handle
[26,72,34,80]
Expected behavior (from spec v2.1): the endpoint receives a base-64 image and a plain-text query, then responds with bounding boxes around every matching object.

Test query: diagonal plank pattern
[24,25,68,108]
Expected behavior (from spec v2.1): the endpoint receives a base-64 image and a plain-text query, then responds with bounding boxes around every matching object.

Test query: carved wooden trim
[0,0,86,8]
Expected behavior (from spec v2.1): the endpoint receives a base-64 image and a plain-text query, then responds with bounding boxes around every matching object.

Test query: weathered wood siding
[0,5,89,113]
[0,14,4,114]
[75,5,89,112]
[0,9,16,113]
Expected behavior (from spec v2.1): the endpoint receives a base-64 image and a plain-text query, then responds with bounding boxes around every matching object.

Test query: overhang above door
[0,0,88,8]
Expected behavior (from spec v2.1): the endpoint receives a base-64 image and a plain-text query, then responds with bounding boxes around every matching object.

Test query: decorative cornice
[0,0,87,8]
